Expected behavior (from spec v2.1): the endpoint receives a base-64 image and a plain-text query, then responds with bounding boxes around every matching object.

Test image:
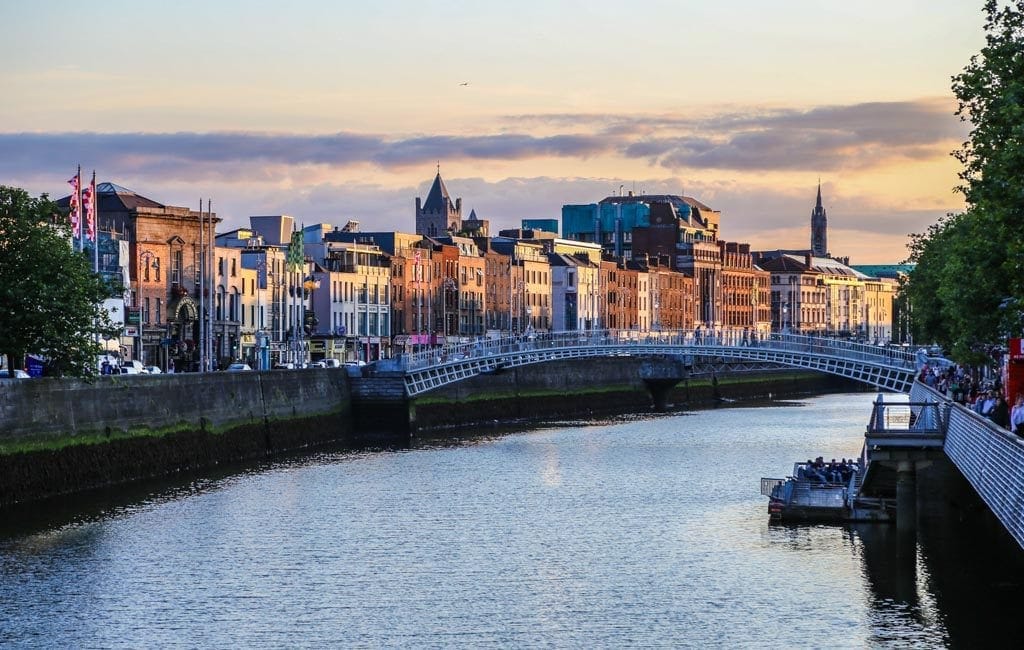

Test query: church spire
[810,181,828,257]
[415,167,463,236]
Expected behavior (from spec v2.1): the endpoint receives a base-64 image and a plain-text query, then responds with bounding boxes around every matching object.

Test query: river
[1,392,1022,647]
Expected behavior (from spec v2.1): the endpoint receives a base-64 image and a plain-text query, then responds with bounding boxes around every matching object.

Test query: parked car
[322,358,341,368]
[307,361,327,368]
[117,360,146,374]
[272,362,295,370]
[143,365,163,374]
[344,360,367,367]
[225,363,253,372]
[0,369,31,379]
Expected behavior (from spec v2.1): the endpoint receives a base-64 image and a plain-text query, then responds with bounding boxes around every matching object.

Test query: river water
[2,392,1023,648]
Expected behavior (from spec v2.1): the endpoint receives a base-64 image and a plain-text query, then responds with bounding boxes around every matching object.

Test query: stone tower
[810,182,828,257]
[415,170,462,237]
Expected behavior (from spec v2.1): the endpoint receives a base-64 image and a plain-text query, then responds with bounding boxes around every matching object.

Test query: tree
[0,186,119,378]
[905,0,1024,362]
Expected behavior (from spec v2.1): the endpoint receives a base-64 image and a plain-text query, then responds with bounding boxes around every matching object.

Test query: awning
[392,335,410,345]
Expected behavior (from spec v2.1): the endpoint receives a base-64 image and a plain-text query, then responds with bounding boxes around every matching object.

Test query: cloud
[509,98,967,171]
[1,98,963,263]
[0,131,615,178]
[0,98,964,181]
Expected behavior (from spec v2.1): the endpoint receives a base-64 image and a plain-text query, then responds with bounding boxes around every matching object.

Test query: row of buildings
[59,174,901,371]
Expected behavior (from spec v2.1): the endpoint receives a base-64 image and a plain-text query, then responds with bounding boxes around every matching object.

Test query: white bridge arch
[391,330,920,397]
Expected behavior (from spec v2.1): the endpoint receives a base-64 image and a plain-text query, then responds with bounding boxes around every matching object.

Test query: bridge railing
[943,399,1024,550]
[397,329,919,372]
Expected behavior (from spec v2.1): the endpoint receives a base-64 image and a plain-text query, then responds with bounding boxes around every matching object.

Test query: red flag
[67,173,81,238]
[83,172,96,241]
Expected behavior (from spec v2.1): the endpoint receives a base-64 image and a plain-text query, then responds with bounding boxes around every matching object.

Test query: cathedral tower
[810,182,828,257]
[415,170,462,237]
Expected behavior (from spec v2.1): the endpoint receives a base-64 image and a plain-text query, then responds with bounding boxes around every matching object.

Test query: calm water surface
[2,392,1022,648]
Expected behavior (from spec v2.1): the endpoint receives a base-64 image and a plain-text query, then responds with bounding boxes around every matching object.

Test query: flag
[67,173,81,239]
[83,172,97,241]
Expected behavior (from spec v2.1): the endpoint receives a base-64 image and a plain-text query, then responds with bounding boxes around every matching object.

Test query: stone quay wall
[0,358,862,508]
[0,369,353,507]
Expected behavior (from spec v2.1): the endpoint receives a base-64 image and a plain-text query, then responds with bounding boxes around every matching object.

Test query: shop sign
[124,325,139,337]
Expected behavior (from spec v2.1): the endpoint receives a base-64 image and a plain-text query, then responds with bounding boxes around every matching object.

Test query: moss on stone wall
[413,370,862,432]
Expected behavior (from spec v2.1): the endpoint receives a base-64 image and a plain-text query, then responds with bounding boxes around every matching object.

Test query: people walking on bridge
[977,391,997,418]
[1010,395,1024,436]
[990,394,1010,429]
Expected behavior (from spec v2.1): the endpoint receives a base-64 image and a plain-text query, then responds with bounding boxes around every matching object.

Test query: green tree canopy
[905,0,1024,363]
[0,186,119,378]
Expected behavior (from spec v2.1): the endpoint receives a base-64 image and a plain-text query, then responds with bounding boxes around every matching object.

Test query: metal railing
[399,329,918,372]
[395,330,921,396]
[761,477,785,497]
[943,399,1024,550]
[903,380,1024,550]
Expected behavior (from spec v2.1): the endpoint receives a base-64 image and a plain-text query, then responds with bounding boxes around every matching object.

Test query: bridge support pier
[896,461,917,532]
[643,379,680,412]
[639,356,689,412]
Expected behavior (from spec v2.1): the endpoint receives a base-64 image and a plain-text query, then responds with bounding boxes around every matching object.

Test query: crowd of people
[796,457,860,485]
[919,363,1024,436]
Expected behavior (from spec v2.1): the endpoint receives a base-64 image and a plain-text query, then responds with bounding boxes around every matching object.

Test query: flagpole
[207,199,214,370]
[76,165,83,253]
[92,171,99,273]
[198,198,205,373]
[91,171,99,355]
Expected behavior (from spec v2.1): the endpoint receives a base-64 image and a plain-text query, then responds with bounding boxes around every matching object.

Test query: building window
[143,297,151,324]
[171,250,183,284]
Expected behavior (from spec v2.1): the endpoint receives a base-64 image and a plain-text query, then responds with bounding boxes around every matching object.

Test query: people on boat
[797,457,857,485]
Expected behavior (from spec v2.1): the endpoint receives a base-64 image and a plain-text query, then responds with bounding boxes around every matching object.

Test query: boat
[761,461,893,523]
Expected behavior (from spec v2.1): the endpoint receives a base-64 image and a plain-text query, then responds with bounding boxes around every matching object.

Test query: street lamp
[303,275,321,365]
[136,250,160,366]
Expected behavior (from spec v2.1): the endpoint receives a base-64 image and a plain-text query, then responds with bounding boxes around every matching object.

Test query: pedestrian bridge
[388,330,919,397]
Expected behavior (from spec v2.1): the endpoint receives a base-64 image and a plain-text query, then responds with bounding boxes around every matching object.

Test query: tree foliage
[0,186,119,378]
[905,0,1024,363]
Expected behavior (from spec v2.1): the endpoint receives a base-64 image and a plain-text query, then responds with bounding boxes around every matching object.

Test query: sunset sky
[1,1,986,263]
